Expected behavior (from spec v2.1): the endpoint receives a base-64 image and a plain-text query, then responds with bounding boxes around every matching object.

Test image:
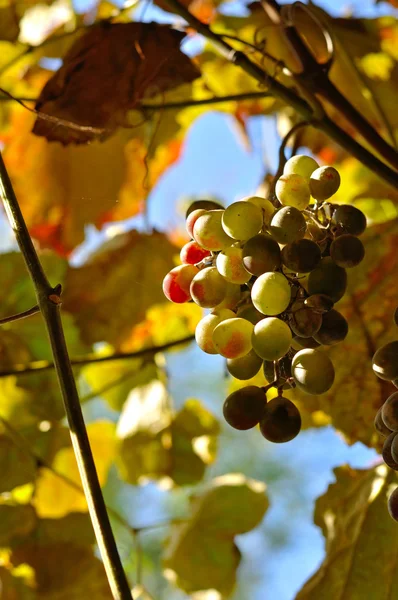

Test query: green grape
[330,234,365,268]
[291,336,321,350]
[251,272,291,316]
[292,348,335,395]
[290,301,322,338]
[193,210,233,251]
[223,386,266,430]
[185,199,223,218]
[259,396,301,443]
[195,309,236,354]
[283,155,319,180]
[331,205,367,236]
[372,341,398,381]
[307,257,347,302]
[309,166,340,201]
[214,282,242,311]
[263,355,292,385]
[382,432,398,471]
[304,294,334,313]
[275,173,310,210]
[212,317,254,359]
[216,246,251,284]
[252,317,292,361]
[313,309,348,345]
[392,434,398,463]
[382,392,398,431]
[387,486,398,521]
[242,233,281,276]
[374,406,392,437]
[190,267,228,308]
[269,206,307,244]
[227,349,263,380]
[237,303,264,324]
[281,239,321,273]
[222,201,263,241]
[242,196,275,224]
[306,220,327,243]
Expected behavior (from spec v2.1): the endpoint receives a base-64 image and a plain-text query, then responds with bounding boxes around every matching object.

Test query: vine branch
[0,334,195,378]
[0,152,132,600]
[161,0,398,188]
[0,304,39,325]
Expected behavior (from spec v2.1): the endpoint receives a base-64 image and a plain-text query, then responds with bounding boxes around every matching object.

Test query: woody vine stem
[0,151,132,600]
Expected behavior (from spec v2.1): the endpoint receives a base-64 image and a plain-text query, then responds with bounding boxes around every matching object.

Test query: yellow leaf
[358,52,395,81]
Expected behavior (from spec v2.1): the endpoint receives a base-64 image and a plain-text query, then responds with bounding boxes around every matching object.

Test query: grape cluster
[163,155,367,444]
[372,333,398,521]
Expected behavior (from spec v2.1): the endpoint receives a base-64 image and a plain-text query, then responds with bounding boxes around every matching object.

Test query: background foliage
[0,0,397,597]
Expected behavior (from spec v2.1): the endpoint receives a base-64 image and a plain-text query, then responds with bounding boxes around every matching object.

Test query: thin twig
[0,152,132,600]
[0,304,39,325]
[0,334,195,378]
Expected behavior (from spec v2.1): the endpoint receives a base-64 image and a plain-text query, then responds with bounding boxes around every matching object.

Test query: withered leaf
[33,22,200,144]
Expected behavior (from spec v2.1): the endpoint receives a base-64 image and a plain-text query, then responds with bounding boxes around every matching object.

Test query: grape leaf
[0,504,36,545]
[32,22,199,144]
[0,566,36,600]
[0,432,37,492]
[296,465,398,600]
[0,5,19,42]
[62,230,178,346]
[163,474,268,595]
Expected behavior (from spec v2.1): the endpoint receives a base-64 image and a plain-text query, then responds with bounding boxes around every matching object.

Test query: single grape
[372,342,398,381]
[251,272,291,316]
[309,166,340,201]
[212,317,254,359]
[259,396,301,443]
[281,239,321,273]
[227,349,263,380]
[330,234,365,268]
[180,241,211,265]
[162,265,199,303]
[190,267,228,308]
[269,206,307,244]
[313,309,348,345]
[283,155,319,180]
[214,282,242,311]
[304,294,334,313]
[193,210,233,251]
[387,486,398,521]
[185,199,223,218]
[392,434,398,463]
[394,379,398,389]
[374,406,392,437]
[382,432,398,471]
[331,205,367,236]
[242,196,275,224]
[186,209,207,238]
[222,201,263,241]
[394,307,398,327]
[195,309,236,354]
[292,348,335,395]
[223,386,266,430]
[216,246,251,284]
[275,173,310,211]
[252,317,292,361]
[290,301,322,338]
[242,234,281,276]
[237,303,264,325]
[263,355,292,384]
[291,336,321,350]
[307,257,347,303]
[382,392,398,431]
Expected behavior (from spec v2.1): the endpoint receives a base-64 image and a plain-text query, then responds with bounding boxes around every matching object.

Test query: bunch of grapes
[371,312,398,521]
[163,155,366,444]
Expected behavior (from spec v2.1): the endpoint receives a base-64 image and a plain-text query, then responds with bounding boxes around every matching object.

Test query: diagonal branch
[0,152,132,600]
[160,0,398,189]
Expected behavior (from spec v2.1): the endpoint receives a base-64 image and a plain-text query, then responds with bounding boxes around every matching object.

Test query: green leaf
[63,230,178,346]
[163,474,268,595]
[0,432,37,493]
[0,504,36,546]
[297,465,398,600]
[0,566,36,599]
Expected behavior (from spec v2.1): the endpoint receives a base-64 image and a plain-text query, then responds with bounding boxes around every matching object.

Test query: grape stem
[161,0,398,188]
[0,152,133,600]
[0,304,40,325]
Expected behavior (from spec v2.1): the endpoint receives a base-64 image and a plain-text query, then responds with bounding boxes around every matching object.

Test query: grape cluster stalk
[163,155,367,444]
[372,318,398,522]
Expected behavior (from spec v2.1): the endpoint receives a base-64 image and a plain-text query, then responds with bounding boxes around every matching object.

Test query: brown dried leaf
[32,22,199,144]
